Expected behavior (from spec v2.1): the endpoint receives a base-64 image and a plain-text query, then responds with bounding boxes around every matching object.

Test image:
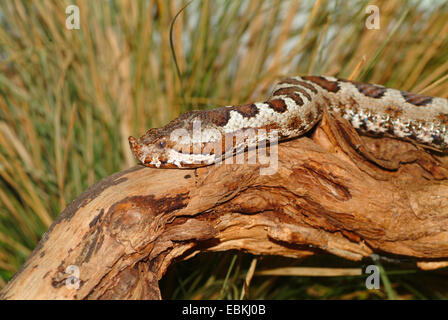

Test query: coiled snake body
[129,75,448,168]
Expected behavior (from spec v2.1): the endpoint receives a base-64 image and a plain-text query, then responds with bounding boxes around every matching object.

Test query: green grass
[0,0,447,299]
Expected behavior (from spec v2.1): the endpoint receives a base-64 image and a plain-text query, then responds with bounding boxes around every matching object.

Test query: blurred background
[0,0,447,299]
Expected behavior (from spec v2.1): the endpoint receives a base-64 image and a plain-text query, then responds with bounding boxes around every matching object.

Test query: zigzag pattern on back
[129,76,448,168]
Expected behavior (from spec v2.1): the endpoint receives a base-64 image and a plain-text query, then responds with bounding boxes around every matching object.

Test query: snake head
[129,111,225,169]
[128,128,173,168]
[129,126,212,169]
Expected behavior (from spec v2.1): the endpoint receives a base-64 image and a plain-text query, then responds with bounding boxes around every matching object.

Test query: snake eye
[158,140,166,148]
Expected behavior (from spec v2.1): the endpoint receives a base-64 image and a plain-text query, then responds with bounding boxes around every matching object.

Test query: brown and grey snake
[128,75,448,168]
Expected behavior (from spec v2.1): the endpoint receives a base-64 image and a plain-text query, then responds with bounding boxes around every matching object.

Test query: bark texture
[2,112,448,300]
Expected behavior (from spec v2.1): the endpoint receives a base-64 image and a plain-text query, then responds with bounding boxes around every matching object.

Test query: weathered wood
[2,113,448,300]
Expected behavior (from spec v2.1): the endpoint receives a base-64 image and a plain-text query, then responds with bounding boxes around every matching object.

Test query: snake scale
[128,75,448,168]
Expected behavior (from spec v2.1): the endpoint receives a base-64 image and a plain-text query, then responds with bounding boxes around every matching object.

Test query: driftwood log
[2,112,448,300]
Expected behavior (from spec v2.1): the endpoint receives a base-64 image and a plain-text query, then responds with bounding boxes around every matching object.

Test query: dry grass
[0,0,447,299]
